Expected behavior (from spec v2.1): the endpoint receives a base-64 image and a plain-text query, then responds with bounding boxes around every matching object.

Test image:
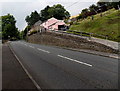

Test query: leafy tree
[40,6,51,21]
[2,14,19,39]
[25,4,70,26]
[76,14,82,20]
[89,4,99,14]
[81,8,89,18]
[40,4,70,21]
[25,11,40,26]
[19,30,25,39]
[0,17,2,39]
[97,0,120,11]
[97,1,108,12]
[19,31,23,39]
[23,25,31,38]
[111,1,120,10]
[52,4,70,20]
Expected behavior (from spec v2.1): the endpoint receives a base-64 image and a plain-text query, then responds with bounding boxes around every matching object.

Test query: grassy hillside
[69,9,120,42]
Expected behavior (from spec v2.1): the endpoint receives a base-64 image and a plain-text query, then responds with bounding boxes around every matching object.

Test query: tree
[25,11,40,26]
[0,17,2,39]
[76,14,82,20]
[111,1,120,10]
[19,30,24,39]
[40,4,70,21]
[51,4,70,20]
[23,25,31,38]
[81,8,89,18]
[40,6,51,21]
[89,4,99,14]
[97,0,120,10]
[2,14,19,39]
[97,1,108,12]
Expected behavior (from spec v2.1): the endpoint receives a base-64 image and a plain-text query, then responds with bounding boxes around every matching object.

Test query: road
[0,40,2,90]
[9,41,118,89]
[2,43,38,90]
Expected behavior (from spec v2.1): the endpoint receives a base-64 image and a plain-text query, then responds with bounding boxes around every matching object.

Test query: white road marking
[24,44,27,46]
[8,45,42,90]
[29,45,35,49]
[57,55,92,67]
[37,48,50,53]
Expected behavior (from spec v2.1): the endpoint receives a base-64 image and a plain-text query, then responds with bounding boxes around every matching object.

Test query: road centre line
[24,44,27,46]
[29,45,35,49]
[57,55,92,67]
[37,48,50,53]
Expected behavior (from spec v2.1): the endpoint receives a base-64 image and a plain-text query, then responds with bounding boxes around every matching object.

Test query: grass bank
[69,9,120,42]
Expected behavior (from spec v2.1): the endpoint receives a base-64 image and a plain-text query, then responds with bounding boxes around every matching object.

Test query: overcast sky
[0,0,99,30]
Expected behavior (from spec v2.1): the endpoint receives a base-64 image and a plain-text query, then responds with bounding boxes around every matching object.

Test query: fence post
[89,33,91,40]
[105,35,108,40]
[81,32,82,36]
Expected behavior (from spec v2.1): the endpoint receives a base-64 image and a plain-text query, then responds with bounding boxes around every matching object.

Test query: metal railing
[49,29,109,40]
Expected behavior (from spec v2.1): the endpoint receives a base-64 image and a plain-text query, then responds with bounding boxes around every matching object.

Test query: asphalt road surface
[9,41,118,89]
[2,44,38,90]
[0,40,2,90]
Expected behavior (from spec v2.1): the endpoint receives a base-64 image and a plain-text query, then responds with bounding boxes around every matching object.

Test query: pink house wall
[41,17,66,30]
[51,21,66,30]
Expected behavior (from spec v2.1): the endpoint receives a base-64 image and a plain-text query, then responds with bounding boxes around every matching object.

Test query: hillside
[69,9,120,42]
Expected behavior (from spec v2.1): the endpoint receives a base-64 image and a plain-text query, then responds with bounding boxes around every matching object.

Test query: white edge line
[8,44,42,91]
[58,55,92,67]
[37,48,50,53]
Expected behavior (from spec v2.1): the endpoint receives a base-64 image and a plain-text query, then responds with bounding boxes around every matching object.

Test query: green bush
[30,30,37,35]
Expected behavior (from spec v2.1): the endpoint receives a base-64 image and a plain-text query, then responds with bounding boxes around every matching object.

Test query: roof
[41,17,65,29]
[34,20,42,26]
[55,20,66,25]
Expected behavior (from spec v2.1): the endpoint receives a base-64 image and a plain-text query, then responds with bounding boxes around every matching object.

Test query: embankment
[28,32,118,54]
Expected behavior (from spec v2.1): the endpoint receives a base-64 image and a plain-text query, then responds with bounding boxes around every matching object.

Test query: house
[28,20,43,35]
[28,17,68,35]
[34,20,42,29]
[41,17,67,31]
